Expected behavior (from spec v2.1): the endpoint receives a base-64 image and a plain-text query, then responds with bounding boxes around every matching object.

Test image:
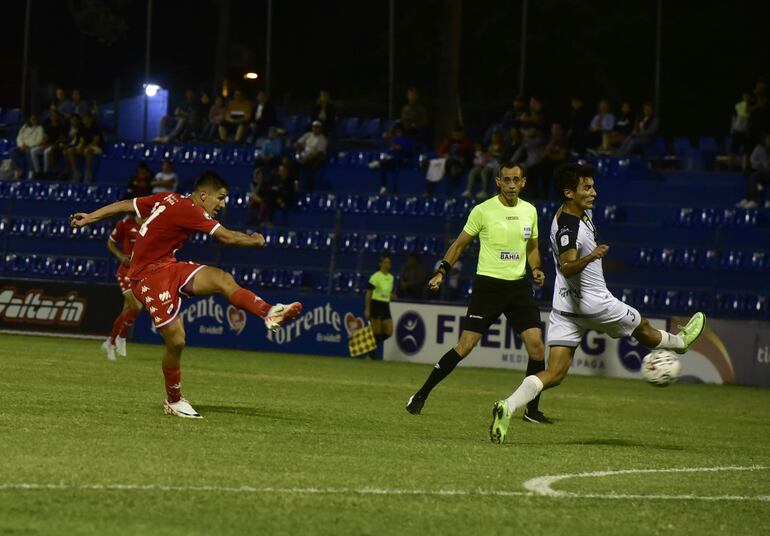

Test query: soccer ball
[641,350,681,386]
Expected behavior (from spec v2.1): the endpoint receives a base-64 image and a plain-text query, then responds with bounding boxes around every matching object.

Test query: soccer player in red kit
[70,171,302,418]
[102,214,144,360]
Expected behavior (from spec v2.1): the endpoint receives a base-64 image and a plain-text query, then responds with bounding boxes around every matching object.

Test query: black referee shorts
[369,299,392,320]
[464,275,541,334]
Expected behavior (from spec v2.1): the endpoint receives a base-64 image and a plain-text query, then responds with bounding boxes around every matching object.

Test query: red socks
[109,308,141,343]
[119,308,140,338]
[162,366,182,403]
[228,288,271,318]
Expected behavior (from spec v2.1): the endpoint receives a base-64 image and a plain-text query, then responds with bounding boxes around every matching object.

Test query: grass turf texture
[0,334,768,535]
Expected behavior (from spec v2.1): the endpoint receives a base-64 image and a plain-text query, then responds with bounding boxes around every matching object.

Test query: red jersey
[109,216,140,255]
[129,192,220,280]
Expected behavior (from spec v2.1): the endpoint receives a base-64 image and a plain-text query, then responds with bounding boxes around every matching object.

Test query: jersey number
[138,203,166,236]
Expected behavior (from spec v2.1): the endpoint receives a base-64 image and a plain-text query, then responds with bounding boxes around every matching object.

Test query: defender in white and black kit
[489,163,707,444]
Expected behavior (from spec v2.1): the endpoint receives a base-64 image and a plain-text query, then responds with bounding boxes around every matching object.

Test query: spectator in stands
[505,126,524,160]
[249,90,278,141]
[600,101,633,154]
[370,122,415,194]
[425,124,474,196]
[586,98,616,152]
[202,95,225,141]
[462,129,505,199]
[736,133,770,209]
[34,111,67,179]
[219,89,253,143]
[400,87,429,141]
[10,114,44,180]
[312,90,338,134]
[50,87,73,118]
[126,161,153,197]
[70,89,91,117]
[66,113,102,182]
[247,161,296,226]
[151,160,178,193]
[294,120,328,190]
[155,89,201,143]
[501,95,528,131]
[398,252,428,301]
[520,95,547,133]
[526,122,569,199]
[728,91,752,171]
[565,95,592,155]
[254,126,284,170]
[510,122,545,175]
[617,101,659,156]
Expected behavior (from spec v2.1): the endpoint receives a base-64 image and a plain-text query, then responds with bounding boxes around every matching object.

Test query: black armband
[438,259,452,275]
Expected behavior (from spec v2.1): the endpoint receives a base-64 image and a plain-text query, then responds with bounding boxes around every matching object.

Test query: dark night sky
[0,0,766,137]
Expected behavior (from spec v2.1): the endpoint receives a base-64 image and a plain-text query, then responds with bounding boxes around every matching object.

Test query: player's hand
[591,244,609,260]
[364,308,371,321]
[120,255,131,267]
[69,213,90,228]
[532,268,545,287]
[428,272,444,291]
[251,232,266,247]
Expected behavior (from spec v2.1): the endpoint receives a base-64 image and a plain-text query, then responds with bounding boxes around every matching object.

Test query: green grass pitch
[0,333,768,535]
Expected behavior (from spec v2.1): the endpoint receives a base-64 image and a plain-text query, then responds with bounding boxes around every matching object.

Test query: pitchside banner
[131,291,367,356]
[384,302,770,388]
[0,278,124,336]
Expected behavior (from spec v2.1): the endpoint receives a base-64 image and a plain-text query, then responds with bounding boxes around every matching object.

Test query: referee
[406,162,551,423]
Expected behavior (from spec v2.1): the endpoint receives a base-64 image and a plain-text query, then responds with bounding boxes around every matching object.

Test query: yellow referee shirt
[463,196,538,281]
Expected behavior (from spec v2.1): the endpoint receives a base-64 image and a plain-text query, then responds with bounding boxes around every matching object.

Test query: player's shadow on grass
[195,405,308,422]
[562,438,685,450]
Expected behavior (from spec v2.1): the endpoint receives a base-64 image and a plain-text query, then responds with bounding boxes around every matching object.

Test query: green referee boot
[674,312,707,355]
[489,400,512,444]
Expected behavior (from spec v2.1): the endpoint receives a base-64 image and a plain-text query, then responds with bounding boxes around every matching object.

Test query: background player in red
[69,171,302,419]
[103,214,144,360]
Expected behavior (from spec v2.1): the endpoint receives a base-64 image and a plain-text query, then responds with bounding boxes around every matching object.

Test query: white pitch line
[0,482,528,497]
[523,465,769,501]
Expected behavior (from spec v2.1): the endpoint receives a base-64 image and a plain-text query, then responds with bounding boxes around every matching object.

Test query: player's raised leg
[406,330,481,414]
[190,266,302,332]
[631,313,706,355]
[158,317,201,419]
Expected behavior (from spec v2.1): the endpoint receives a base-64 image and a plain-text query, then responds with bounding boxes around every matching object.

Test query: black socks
[416,348,463,398]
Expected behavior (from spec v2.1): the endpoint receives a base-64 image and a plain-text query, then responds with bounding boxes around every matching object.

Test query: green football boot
[489,400,513,444]
[675,312,707,354]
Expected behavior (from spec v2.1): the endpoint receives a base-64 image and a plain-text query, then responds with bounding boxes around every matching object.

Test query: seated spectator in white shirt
[151,160,179,193]
[294,120,328,190]
[587,98,616,152]
[10,114,45,179]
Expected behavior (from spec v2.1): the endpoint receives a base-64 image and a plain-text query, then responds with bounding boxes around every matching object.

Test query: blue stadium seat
[719,250,743,270]
[287,270,305,288]
[697,249,720,270]
[643,136,667,158]
[336,117,360,139]
[674,248,699,269]
[672,137,694,158]
[359,118,382,139]
[744,251,767,271]
[338,232,360,252]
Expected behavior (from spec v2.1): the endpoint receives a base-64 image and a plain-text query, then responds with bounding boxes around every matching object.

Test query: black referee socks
[416,348,463,398]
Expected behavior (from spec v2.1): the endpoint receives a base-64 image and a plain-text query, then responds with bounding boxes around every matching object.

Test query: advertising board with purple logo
[384,301,770,388]
[131,291,367,357]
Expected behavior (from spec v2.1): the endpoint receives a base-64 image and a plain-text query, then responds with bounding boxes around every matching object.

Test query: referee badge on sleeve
[348,324,377,357]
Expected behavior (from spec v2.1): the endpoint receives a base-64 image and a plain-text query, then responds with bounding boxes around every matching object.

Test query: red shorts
[131,261,206,328]
[116,265,132,294]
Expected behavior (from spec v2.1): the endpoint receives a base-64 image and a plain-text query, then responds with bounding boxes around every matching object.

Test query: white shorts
[546,297,642,348]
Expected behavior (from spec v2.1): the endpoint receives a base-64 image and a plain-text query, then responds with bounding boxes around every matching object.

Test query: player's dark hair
[194,171,228,192]
[554,163,596,201]
[498,161,526,177]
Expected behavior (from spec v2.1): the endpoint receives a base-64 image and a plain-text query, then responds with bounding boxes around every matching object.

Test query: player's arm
[70,199,135,228]
[212,225,266,247]
[428,230,474,290]
[106,238,130,266]
[558,245,609,278]
[526,238,545,287]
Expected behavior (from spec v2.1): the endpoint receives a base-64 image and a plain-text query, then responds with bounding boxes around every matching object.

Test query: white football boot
[163,398,202,419]
[101,339,117,361]
[264,302,303,332]
[114,336,127,357]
